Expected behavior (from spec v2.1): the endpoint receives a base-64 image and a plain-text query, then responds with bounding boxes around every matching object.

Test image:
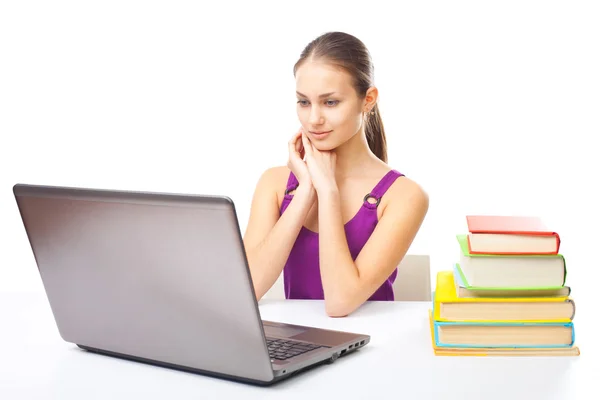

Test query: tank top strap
[280,171,299,214]
[364,170,405,208]
[285,171,299,195]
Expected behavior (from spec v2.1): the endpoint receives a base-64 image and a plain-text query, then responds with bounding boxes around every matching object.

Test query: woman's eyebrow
[296,91,338,98]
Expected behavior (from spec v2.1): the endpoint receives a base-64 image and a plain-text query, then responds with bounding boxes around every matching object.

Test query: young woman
[243,32,429,317]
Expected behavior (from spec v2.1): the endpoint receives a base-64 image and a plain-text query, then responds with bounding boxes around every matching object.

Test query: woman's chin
[312,140,338,152]
[314,145,336,152]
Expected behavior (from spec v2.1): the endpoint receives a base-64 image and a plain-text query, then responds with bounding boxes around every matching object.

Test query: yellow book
[428,311,580,356]
[433,271,575,323]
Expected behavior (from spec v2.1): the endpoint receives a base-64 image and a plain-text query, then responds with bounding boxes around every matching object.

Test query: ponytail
[365,103,387,163]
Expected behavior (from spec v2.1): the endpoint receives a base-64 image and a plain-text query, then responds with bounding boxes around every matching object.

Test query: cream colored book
[429,311,579,356]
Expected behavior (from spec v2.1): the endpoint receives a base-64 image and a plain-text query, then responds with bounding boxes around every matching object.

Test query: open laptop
[13,183,370,386]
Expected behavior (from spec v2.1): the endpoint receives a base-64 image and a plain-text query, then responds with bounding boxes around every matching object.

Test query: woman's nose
[309,107,324,125]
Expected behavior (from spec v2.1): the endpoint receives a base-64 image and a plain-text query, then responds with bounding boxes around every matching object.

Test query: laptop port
[341,349,346,355]
[360,340,365,345]
[349,344,353,349]
[355,342,359,347]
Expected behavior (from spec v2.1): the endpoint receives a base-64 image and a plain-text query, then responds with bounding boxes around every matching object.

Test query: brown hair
[293,32,387,163]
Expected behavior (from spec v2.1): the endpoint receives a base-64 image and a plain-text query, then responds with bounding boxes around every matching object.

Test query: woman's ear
[364,86,379,109]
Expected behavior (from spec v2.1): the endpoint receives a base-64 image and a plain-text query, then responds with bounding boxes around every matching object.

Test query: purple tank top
[279,169,405,301]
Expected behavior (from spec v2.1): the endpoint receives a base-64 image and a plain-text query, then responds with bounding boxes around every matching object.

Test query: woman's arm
[317,179,429,317]
[243,167,316,300]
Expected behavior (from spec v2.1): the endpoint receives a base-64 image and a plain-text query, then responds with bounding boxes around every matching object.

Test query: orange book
[466,215,560,255]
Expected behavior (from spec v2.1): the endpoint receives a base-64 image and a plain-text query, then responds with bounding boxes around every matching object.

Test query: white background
[1,1,598,311]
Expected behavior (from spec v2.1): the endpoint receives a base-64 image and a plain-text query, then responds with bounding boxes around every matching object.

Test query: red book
[466,215,561,255]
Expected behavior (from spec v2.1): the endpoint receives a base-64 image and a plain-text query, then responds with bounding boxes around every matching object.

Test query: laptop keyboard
[266,338,325,361]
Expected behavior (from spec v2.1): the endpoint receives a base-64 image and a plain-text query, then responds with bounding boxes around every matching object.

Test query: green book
[453,263,571,297]
[456,234,567,288]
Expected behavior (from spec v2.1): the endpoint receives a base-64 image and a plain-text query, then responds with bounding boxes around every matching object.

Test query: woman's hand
[301,133,338,196]
[287,128,316,199]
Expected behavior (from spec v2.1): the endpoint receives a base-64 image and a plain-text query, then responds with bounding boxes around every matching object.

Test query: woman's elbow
[324,297,359,318]
[326,307,349,318]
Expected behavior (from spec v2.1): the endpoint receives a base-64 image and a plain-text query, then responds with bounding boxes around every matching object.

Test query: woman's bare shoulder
[256,165,292,207]
[383,171,429,213]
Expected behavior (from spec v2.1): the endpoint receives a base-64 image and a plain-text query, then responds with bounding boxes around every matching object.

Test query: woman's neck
[333,130,381,180]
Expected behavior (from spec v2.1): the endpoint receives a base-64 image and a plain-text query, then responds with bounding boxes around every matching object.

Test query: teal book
[432,317,575,349]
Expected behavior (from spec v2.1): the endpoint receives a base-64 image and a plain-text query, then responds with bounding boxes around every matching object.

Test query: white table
[1,292,596,399]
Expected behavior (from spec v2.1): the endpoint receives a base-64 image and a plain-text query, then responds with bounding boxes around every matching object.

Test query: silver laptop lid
[13,184,274,383]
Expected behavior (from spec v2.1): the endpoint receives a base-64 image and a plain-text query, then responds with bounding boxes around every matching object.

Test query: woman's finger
[301,132,313,157]
[295,133,303,153]
[289,133,302,159]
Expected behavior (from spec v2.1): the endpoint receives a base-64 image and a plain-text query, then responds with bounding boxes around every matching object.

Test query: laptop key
[266,337,330,361]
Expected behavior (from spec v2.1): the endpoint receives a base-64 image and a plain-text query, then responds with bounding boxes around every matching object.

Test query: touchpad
[263,321,308,338]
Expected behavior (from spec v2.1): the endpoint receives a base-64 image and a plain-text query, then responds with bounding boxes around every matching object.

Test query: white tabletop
[1,292,596,400]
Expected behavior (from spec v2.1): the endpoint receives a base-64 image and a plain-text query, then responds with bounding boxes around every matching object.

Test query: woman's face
[295,61,364,151]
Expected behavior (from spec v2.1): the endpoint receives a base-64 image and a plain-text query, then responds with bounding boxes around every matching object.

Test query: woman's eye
[296,99,339,107]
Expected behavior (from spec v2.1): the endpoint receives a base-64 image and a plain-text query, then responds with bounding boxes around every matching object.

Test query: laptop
[13,183,370,386]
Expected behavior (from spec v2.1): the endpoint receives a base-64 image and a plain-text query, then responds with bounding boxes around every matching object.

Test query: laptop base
[76,344,336,386]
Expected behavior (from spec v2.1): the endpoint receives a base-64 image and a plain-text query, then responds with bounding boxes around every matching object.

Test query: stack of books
[429,215,580,356]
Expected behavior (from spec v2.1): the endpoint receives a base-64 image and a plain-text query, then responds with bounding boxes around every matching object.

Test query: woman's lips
[310,130,332,139]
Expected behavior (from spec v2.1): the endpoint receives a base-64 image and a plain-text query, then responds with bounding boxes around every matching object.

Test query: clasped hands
[287,128,338,199]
